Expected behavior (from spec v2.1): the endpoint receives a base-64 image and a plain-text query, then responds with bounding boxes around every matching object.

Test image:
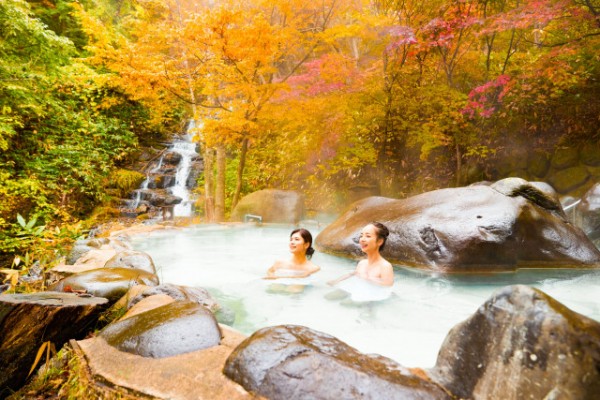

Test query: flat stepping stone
[76,325,252,399]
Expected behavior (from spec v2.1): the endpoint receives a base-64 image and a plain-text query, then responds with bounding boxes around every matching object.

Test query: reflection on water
[130,224,600,368]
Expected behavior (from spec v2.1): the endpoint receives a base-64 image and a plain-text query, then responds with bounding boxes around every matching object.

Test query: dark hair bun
[306,246,315,258]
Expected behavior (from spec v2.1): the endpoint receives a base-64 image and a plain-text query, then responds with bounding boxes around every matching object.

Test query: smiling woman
[328,222,394,288]
[265,228,319,278]
[263,229,320,292]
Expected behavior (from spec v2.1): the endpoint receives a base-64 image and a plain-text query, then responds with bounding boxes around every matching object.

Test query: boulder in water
[429,285,600,400]
[315,178,600,272]
[230,189,305,224]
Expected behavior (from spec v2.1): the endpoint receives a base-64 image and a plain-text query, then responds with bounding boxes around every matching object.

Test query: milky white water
[130,223,600,368]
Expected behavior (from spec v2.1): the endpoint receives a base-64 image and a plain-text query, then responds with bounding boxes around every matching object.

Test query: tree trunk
[231,137,249,210]
[455,142,462,187]
[204,147,215,222]
[215,144,226,222]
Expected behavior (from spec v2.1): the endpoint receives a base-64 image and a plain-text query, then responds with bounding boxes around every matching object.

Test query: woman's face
[359,224,382,254]
[289,232,309,255]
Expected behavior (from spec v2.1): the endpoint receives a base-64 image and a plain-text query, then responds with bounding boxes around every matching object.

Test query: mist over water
[130,224,600,368]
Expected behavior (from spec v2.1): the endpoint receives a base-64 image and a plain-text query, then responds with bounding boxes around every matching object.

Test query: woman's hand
[327,271,355,286]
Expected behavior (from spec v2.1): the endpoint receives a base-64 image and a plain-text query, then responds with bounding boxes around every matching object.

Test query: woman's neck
[365,250,382,266]
[291,253,307,265]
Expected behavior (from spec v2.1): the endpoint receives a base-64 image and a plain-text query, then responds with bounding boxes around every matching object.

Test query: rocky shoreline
[1,221,599,399]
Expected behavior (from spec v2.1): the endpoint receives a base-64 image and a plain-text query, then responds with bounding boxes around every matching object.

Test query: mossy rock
[548,166,590,194]
[551,147,579,169]
[527,150,551,178]
[100,301,221,358]
[581,142,600,166]
[108,169,146,198]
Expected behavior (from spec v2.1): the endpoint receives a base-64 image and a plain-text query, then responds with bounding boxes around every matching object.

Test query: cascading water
[128,176,149,210]
[124,120,202,219]
[169,136,199,217]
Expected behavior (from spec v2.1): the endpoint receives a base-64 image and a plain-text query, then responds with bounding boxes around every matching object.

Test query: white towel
[336,275,393,302]
[269,269,314,286]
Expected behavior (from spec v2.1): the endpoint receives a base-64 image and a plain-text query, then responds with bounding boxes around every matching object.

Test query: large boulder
[429,285,600,400]
[223,325,450,400]
[230,189,305,224]
[103,250,157,274]
[99,301,222,358]
[315,178,600,272]
[49,267,159,303]
[0,293,108,397]
[123,283,220,313]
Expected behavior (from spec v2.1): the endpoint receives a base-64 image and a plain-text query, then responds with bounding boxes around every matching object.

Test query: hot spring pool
[130,223,600,368]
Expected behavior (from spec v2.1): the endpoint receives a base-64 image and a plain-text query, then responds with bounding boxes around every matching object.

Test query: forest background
[1,0,599,271]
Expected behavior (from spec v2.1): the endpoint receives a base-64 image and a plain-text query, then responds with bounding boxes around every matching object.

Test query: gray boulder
[50,267,159,302]
[224,325,450,400]
[230,189,304,224]
[104,250,156,274]
[125,283,220,313]
[315,178,600,272]
[100,301,222,358]
[430,285,600,400]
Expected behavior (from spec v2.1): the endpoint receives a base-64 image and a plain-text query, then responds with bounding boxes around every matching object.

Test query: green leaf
[16,214,26,228]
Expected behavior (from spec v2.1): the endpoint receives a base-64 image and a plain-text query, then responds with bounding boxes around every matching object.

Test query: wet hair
[369,221,390,251]
[291,228,315,259]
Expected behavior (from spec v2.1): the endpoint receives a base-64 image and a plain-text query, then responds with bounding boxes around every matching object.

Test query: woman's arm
[327,271,355,286]
[264,261,283,278]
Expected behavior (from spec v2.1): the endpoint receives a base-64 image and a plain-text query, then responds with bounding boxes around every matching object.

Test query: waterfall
[170,119,201,217]
[123,120,201,219]
[129,176,150,210]
[169,135,199,217]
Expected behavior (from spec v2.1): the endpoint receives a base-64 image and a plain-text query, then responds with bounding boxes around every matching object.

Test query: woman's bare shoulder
[270,260,288,269]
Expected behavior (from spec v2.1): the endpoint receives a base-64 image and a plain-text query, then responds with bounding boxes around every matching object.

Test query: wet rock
[66,237,132,265]
[104,250,156,274]
[163,151,182,165]
[230,189,305,224]
[315,178,600,272]
[151,193,182,207]
[0,292,108,397]
[120,294,175,320]
[126,283,220,313]
[430,285,600,400]
[224,325,450,400]
[76,325,250,399]
[100,301,222,358]
[50,267,159,303]
[573,182,600,246]
[66,238,109,264]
